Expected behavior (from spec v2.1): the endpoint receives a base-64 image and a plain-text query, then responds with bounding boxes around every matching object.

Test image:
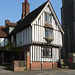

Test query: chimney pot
[25,0,28,2]
[5,20,10,27]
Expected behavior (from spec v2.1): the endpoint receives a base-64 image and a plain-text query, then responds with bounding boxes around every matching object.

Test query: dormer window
[45,12,52,23]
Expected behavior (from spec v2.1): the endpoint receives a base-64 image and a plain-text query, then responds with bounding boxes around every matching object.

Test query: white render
[0,38,5,47]
[0,38,8,47]
[16,26,32,47]
[9,27,15,33]
[4,38,8,46]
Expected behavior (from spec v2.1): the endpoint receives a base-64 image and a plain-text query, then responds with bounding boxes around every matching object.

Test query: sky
[0,0,62,26]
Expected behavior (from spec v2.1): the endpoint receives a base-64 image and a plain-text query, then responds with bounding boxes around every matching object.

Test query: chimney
[5,20,10,27]
[22,0,30,19]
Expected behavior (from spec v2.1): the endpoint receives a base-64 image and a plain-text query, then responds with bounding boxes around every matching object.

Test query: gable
[0,27,7,38]
[31,1,64,34]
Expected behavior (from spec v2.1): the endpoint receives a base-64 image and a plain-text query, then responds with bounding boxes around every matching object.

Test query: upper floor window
[45,13,52,23]
[45,28,53,38]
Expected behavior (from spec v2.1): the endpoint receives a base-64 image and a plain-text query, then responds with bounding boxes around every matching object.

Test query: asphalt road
[0,68,75,75]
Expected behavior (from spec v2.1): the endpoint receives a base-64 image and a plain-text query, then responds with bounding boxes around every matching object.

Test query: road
[0,68,75,75]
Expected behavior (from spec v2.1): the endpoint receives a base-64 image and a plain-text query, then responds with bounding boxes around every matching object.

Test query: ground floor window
[42,47,52,58]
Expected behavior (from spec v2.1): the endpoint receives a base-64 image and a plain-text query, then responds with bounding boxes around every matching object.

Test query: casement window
[45,13,52,23]
[45,28,53,38]
[42,47,52,58]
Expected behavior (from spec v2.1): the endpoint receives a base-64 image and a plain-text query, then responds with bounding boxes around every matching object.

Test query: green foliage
[62,58,69,66]
[5,43,14,52]
[5,42,21,60]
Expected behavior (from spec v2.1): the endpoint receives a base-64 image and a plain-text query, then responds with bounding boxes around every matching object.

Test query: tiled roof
[0,26,7,38]
[0,26,6,28]
[7,23,17,27]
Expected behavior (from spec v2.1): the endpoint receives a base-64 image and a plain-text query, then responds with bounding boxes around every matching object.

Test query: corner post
[27,51,30,70]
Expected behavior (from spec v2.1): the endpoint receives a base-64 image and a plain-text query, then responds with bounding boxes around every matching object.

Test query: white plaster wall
[30,45,59,62]
[5,38,8,46]
[0,38,4,47]
[16,26,31,47]
[30,45,42,62]
[52,48,59,62]
[9,27,15,33]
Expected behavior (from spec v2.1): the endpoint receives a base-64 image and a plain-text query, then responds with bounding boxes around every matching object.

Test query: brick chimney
[22,0,30,19]
[5,20,10,27]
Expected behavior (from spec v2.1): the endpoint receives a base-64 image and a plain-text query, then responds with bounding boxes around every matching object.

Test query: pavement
[0,65,12,74]
[0,68,75,75]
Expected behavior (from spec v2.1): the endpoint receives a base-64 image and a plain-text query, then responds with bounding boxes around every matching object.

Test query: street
[0,68,75,75]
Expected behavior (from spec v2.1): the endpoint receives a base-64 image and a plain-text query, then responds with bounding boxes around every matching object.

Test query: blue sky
[0,0,62,26]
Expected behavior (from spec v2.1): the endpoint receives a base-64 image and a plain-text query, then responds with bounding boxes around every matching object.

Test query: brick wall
[13,61,58,71]
[13,61,26,72]
[52,62,57,68]
[42,62,52,69]
[30,62,41,70]
[30,62,57,70]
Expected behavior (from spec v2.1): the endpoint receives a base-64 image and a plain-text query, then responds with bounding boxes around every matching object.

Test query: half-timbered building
[0,0,64,70]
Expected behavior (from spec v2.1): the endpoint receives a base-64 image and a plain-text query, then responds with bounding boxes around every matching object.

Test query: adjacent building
[61,0,75,58]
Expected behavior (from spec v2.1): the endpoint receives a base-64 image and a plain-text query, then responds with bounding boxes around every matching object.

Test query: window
[45,13,52,23]
[42,47,52,58]
[45,28,53,38]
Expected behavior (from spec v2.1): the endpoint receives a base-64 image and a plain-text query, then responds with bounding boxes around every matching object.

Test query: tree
[5,42,21,60]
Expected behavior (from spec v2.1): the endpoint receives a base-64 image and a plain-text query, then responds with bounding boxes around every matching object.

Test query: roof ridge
[28,1,48,15]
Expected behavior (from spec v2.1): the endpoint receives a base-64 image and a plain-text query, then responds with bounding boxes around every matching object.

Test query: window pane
[45,13,47,21]
[45,28,48,37]
[49,14,50,23]
[47,48,52,57]
[45,13,52,23]
[51,29,53,38]
[45,28,53,38]
[42,48,46,57]
[48,31,51,37]
[43,48,46,57]
[47,14,49,22]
